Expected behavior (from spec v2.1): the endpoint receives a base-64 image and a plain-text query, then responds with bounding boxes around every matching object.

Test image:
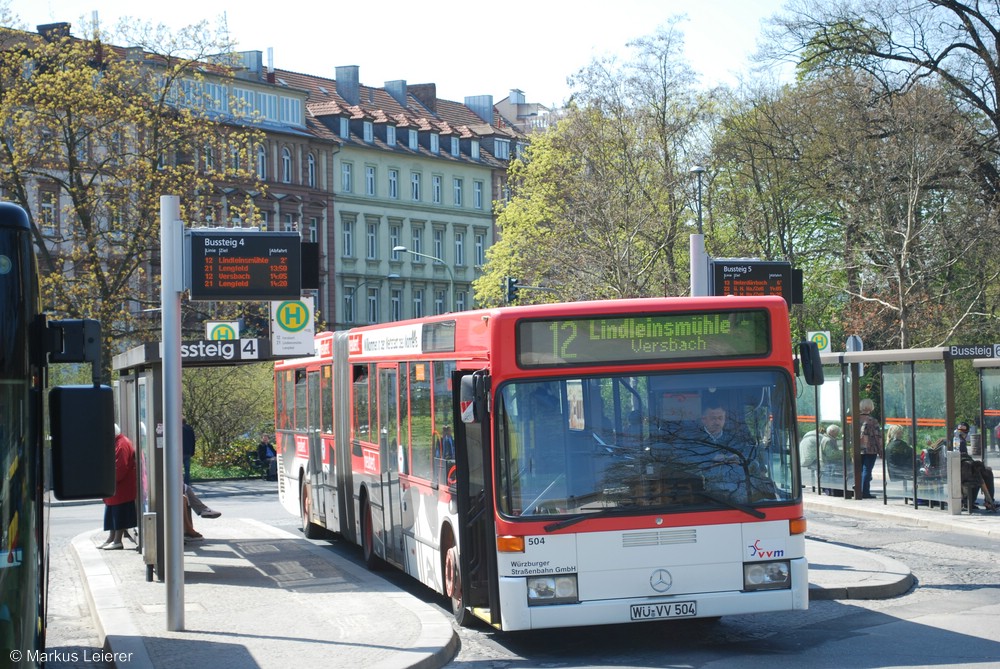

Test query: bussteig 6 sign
[187,230,301,301]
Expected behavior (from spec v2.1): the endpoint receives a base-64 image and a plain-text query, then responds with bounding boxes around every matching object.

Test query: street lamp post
[393,245,455,313]
[689,165,708,296]
[690,165,705,235]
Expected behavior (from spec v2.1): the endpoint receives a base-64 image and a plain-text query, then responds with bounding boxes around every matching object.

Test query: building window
[475,233,485,266]
[258,92,278,121]
[473,180,483,209]
[413,289,423,319]
[387,125,396,146]
[388,169,399,199]
[364,121,373,143]
[307,153,316,188]
[456,290,466,312]
[306,217,318,243]
[471,139,480,160]
[257,145,268,180]
[495,138,510,160]
[432,175,442,204]
[408,129,418,151]
[391,289,402,321]
[339,117,349,139]
[453,178,463,207]
[366,221,378,260]
[455,232,465,266]
[389,225,401,260]
[430,133,439,154]
[412,227,423,255]
[433,228,444,261]
[411,172,421,201]
[283,213,296,232]
[342,162,353,193]
[450,136,459,157]
[260,211,270,231]
[280,96,301,125]
[365,166,376,196]
[434,290,445,315]
[40,190,58,234]
[367,288,379,324]
[342,219,354,257]
[281,147,292,184]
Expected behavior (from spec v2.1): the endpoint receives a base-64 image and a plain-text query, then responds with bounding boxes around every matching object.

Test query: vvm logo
[747,539,785,559]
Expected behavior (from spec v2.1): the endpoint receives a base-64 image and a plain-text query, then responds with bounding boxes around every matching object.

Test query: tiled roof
[271,67,524,156]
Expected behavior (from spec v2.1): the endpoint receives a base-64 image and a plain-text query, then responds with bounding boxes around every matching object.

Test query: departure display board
[187,230,301,301]
[516,309,770,368]
[711,260,793,306]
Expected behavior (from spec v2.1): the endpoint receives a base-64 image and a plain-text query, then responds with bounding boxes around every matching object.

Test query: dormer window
[451,137,460,157]
[494,138,510,160]
[408,129,418,151]
[364,121,373,143]
[430,133,439,154]
[471,139,480,160]
[339,117,349,139]
[387,125,396,146]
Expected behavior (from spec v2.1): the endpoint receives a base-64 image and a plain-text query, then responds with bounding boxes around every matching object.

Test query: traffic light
[504,276,519,304]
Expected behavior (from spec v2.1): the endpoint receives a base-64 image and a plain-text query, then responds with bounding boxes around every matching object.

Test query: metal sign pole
[160,195,185,630]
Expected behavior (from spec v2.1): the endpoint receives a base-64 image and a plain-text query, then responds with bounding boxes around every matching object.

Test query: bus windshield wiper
[542,503,685,532]
[692,491,766,519]
[542,493,766,532]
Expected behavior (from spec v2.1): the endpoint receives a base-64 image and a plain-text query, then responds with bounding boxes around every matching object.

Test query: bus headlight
[743,560,790,591]
[526,574,578,605]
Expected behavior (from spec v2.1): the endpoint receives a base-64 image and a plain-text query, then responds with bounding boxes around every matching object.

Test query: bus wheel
[361,500,382,570]
[445,545,469,626]
[300,479,323,539]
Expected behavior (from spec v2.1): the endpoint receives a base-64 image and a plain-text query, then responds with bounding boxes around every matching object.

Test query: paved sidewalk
[64,481,1000,669]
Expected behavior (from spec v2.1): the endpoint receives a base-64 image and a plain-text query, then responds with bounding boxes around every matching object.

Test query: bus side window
[352,365,370,454]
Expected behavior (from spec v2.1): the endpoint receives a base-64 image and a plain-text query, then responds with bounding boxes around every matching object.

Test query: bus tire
[361,500,382,570]
[300,478,324,540]
[445,544,470,627]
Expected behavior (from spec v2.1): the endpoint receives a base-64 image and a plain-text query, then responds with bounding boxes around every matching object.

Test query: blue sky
[9,0,789,106]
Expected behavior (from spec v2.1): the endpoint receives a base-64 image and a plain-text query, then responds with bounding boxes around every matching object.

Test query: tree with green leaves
[476,22,710,305]
[0,19,265,380]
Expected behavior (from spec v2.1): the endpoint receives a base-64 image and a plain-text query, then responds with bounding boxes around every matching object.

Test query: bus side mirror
[50,385,116,500]
[797,341,824,386]
[460,375,479,424]
[460,372,491,424]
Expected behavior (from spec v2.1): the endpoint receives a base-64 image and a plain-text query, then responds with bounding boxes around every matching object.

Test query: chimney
[464,95,494,124]
[410,83,437,114]
[385,80,407,108]
[336,65,360,105]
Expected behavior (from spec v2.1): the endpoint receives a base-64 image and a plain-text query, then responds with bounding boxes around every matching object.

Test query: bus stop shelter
[113,339,273,581]
[797,347,976,511]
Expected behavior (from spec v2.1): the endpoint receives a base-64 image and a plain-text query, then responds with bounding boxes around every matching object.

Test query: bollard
[946,450,963,515]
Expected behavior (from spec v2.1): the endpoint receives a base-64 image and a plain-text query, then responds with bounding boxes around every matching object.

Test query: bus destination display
[516,310,770,368]
[188,230,301,301]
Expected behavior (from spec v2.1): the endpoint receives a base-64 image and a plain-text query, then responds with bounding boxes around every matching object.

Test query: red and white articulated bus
[274,296,821,631]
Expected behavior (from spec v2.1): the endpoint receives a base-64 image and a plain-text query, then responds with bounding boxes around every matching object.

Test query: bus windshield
[495,370,797,518]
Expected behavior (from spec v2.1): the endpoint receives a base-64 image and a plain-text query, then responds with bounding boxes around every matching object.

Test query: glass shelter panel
[981,368,1000,465]
[804,364,849,496]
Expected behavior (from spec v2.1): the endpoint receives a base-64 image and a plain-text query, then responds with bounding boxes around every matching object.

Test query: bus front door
[454,371,500,625]
[378,367,404,567]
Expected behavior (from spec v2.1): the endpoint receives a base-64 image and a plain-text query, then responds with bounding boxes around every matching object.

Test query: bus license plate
[630,601,697,621]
